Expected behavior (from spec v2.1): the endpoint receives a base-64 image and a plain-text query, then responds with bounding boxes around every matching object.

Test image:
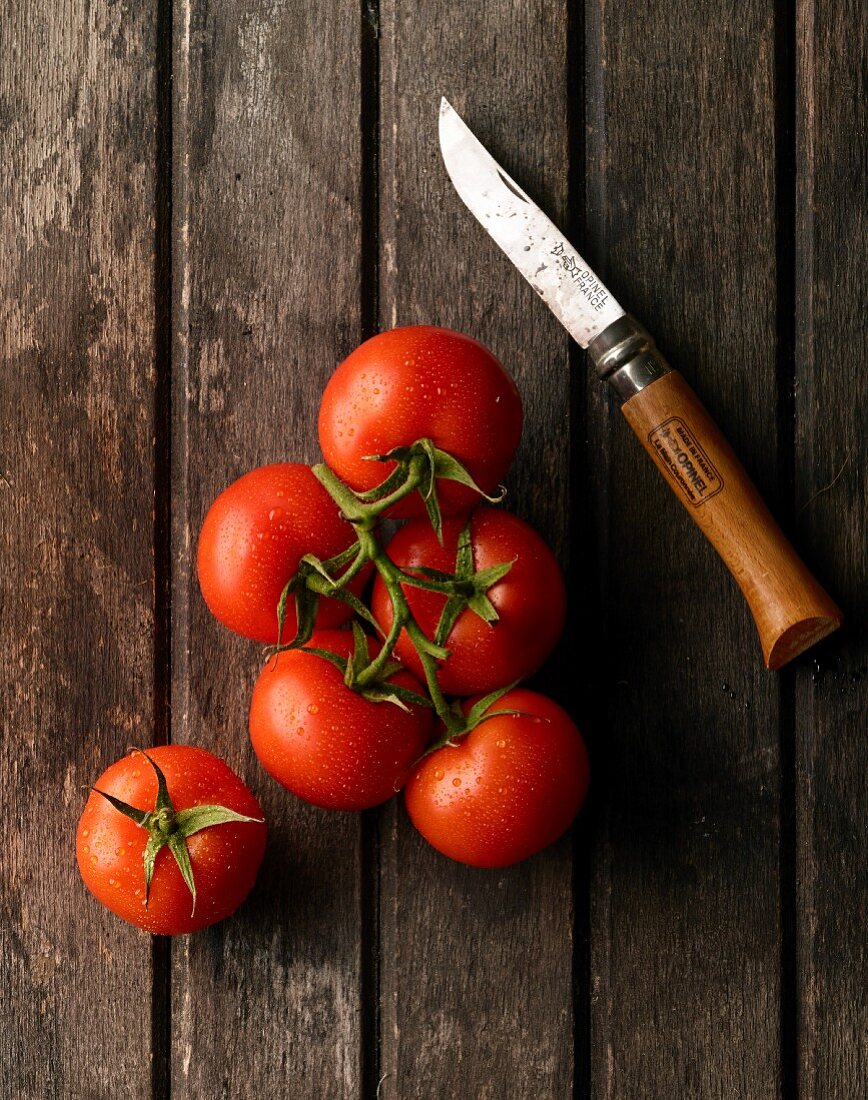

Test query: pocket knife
[439,98,841,668]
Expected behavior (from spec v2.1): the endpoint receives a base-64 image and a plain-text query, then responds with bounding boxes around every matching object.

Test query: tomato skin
[318,326,523,518]
[197,463,369,644]
[76,746,267,935]
[405,689,589,867]
[371,508,566,696]
[249,630,433,811]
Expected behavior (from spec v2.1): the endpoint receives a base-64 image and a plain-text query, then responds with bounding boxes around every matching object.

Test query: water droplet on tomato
[82,845,89,854]
[82,828,89,837]
[452,777,462,787]
[296,727,304,736]
[307,703,319,714]
[269,507,283,522]
[434,768,444,781]
[496,739,506,749]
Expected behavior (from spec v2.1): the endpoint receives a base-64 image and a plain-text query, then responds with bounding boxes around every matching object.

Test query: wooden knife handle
[588,316,842,668]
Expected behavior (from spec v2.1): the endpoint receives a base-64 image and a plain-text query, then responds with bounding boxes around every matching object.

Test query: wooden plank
[170,2,366,1095]
[378,4,576,1096]
[584,4,785,1096]
[0,1,159,1095]
[795,1,868,1095]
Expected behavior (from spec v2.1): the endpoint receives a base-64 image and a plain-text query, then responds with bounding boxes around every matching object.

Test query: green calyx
[298,622,432,712]
[288,620,429,712]
[264,438,516,742]
[92,750,263,915]
[314,437,504,541]
[411,680,528,766]
[425,520,516,647]
[357,438,505,541]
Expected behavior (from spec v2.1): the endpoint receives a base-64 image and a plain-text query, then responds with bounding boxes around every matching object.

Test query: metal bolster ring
[587,314,670,402]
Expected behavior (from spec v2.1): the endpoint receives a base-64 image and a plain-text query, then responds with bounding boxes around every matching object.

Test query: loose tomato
[371,507,566,695]
[405,689,589,867]
[197,463,369,644]
[317,326,523,518]
[249,630,433,811]
[77,746,267,934]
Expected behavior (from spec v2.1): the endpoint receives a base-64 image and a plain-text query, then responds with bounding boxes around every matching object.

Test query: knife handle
[588,316,842,669]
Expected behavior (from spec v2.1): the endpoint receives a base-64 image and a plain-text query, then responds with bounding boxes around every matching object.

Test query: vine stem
[313,458,425,527]
[355,528,465,736]
[310,458,466,736]
[404,620,464,736]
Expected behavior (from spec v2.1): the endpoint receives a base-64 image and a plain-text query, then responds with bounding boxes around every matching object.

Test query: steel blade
[439,98,624,348]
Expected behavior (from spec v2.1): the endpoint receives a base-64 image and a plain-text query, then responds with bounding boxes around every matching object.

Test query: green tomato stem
[404,619,465,736]
[300,445,516,742]
[312,457,426,527]
[307,462,464,733]
[327,545,369,589]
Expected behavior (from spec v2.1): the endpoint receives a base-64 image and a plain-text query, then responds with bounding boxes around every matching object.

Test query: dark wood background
[1,1,865,1097]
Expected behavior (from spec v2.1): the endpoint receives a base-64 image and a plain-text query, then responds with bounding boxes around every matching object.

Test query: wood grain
[795,0,868,1095]
[170,2,366,1096]
[620,370,841,668]
[0,1,159,1095]
[378,3,577,1096]
[1,1,865,1095]
[584,2,786,1096]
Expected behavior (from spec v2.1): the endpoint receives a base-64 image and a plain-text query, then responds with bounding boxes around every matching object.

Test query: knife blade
[439,97,842,669]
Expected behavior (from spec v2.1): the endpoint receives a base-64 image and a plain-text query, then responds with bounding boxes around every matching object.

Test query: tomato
[405,689,589,867]
[249,630,433,811]
[77,746,267,934]
[318,326,523,518]
[197,463,369,644]
[371,507,566,695]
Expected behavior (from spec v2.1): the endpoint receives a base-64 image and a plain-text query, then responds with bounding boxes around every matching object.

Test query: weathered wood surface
[795,1,868,1097]
[170,1,366,1096]
[584,4,786,1097]
[0,1,159,1096]
[1,1,864,1097]
[378,3,576,1096]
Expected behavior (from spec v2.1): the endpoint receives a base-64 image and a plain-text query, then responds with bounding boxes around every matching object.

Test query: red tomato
[197,463,369,644]
[318,326,523,518]
[77,746,267,934]
[371,508,566,695]
[249,630,433,811]
[405,689,589,867]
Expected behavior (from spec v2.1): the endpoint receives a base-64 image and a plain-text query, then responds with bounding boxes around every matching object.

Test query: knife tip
[440,96,452,115]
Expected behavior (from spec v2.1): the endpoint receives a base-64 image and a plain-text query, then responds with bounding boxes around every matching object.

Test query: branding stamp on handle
[648,417,724,507]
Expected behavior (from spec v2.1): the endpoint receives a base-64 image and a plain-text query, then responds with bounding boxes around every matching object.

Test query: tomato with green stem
[77,746,266,934]
[249,630,433,811]
[317,326,522,518]
[405,688,589,867]
[371,507,567,696]
[197,463,370,644]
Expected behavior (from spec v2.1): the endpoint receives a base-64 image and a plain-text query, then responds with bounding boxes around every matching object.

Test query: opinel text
[648,418,723,507]
[550,242,609,311]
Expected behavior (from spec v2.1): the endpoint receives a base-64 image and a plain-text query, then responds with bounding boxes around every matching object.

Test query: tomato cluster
[77,325,589,934]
